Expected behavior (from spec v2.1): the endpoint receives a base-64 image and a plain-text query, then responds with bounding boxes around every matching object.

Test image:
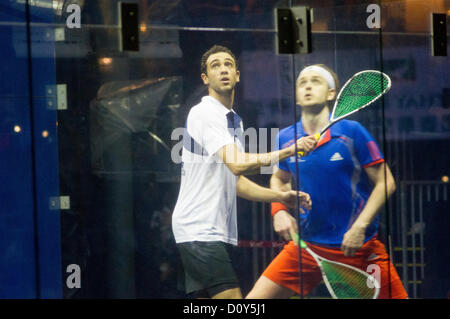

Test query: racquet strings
[321,260,376,299]
[333,71,390,120]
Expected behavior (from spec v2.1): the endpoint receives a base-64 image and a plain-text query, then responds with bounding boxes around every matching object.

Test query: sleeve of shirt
[275,130,290,172]
[352,122,385,168]
[188,108,235,157]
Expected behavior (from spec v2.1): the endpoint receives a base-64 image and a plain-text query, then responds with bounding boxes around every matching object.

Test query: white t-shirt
[172,96,244,245]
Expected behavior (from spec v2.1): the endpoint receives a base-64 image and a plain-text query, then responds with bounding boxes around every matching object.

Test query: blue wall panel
[29,2,62,299]
[0,1,62,298]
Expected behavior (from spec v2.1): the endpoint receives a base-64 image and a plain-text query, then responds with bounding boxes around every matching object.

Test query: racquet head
[298,238,380,299]
[329,70,391,125]
[321,259,380,299]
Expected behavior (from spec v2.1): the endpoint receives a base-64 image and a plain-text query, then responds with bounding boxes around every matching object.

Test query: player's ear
[327,88,336,101]
[201,73,209,85]
[235,70,240,83]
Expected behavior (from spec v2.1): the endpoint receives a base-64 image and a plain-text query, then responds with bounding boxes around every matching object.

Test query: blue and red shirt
[276,119,385,247]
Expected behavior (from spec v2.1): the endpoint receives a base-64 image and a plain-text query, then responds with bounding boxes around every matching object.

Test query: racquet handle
[297,133,321,157]
[292,233,307,248]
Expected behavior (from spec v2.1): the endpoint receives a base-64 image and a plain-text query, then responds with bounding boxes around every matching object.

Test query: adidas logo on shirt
[329,152,344,161]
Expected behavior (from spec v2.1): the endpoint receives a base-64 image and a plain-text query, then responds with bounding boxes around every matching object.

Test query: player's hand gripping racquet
[299,70,391,156]
[294,234,380,299]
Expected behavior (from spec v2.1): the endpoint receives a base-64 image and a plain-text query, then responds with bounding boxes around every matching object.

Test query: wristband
[271,202,288,217]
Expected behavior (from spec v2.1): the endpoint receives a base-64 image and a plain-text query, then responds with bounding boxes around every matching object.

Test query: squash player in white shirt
[172,45,317,299]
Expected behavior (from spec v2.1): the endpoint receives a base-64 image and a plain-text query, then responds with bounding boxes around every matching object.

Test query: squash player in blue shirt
[246,64,408,299]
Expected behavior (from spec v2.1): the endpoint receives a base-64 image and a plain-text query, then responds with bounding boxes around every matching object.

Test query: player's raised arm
[216,135,317,176]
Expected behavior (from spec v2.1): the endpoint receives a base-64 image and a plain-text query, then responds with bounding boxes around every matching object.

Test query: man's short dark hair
[200,45,238,75]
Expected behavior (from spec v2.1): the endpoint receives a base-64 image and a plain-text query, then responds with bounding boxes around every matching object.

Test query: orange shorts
[262,236,408,299]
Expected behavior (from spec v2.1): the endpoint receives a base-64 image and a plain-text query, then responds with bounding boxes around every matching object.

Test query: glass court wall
[0,0,448,299]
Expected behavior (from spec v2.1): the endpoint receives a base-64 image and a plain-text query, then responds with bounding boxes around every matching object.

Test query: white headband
[298,66,336,89]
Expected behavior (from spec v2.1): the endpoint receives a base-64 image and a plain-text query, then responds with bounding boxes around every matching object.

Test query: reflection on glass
[98,57,113,66]
[13,125,22,133]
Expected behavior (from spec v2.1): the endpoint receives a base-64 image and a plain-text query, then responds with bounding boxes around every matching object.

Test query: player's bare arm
[341,162,396,256]
[217,135,317,176]
[236,175,311,211]
[269,167,304,242]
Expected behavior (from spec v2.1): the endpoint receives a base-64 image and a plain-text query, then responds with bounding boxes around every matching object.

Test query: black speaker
[119,2,139,52]
[431,13,447,57]
[275,6,312,55]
